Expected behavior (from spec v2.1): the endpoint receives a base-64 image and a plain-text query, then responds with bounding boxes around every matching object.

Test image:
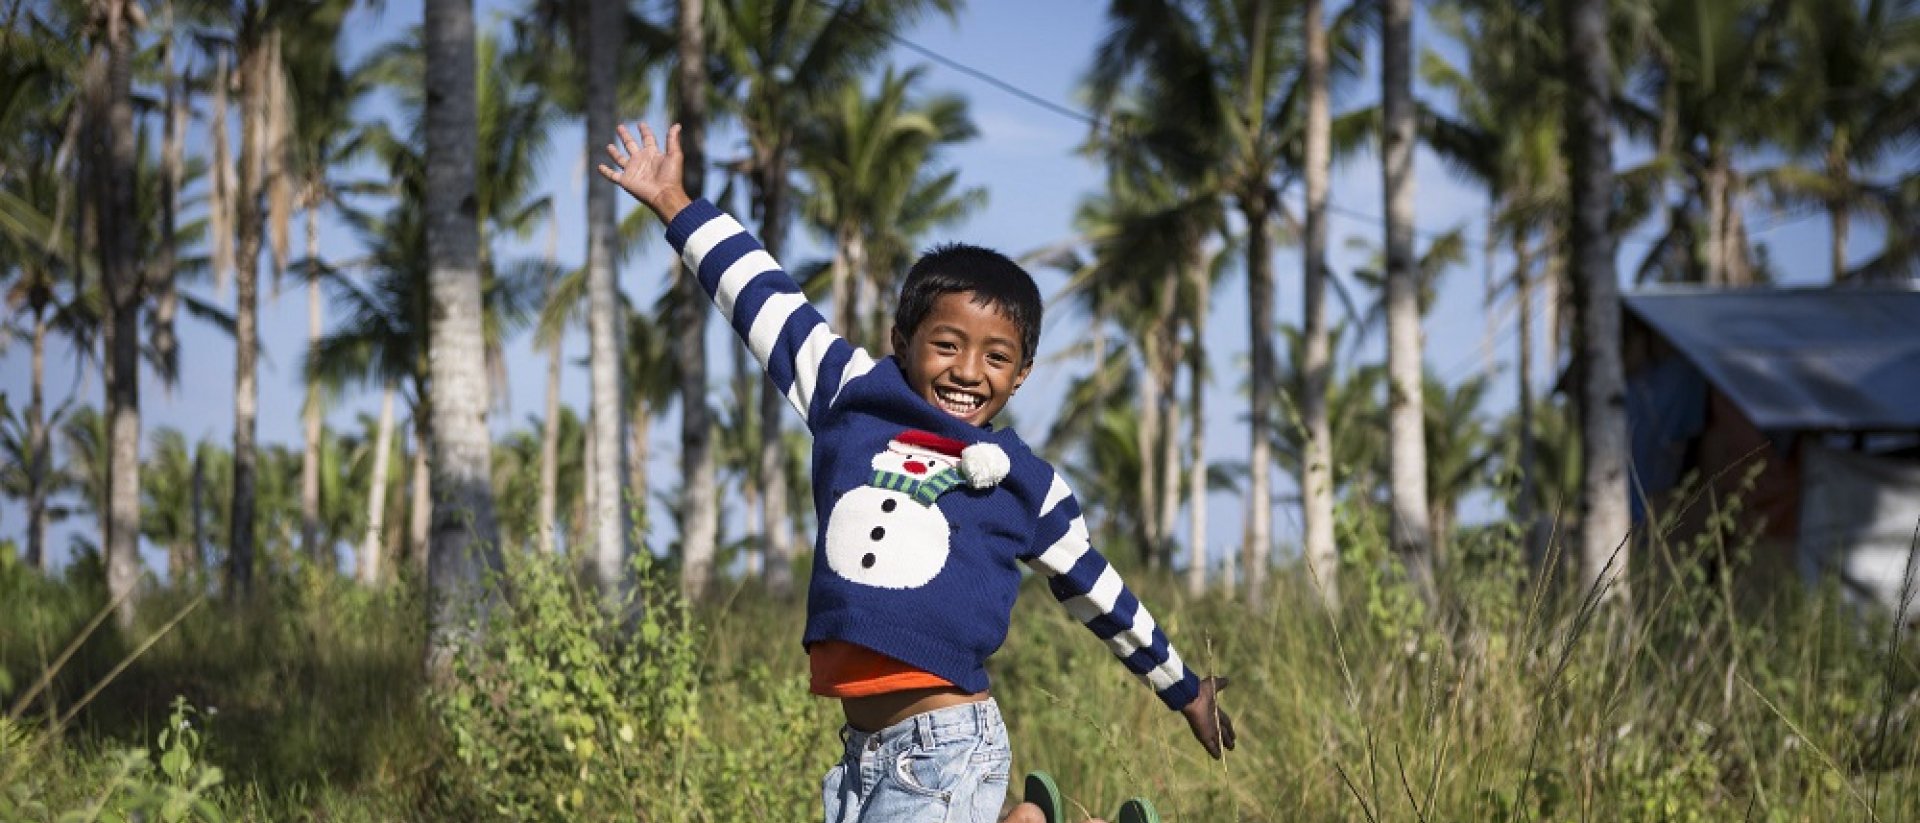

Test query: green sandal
[1115,797,1161,823]
[1023,771,1064,823]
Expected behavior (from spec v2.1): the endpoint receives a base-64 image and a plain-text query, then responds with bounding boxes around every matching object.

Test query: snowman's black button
[882,499,898,513]
[861,553,876,568]
[870,526,886,540]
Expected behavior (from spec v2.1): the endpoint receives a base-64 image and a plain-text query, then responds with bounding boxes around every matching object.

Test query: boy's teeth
[936,389,981,415]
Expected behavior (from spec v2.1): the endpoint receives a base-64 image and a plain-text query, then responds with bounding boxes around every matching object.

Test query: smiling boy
[602,122,1232,823]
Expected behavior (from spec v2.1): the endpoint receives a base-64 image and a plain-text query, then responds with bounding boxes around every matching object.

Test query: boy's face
[891,291,1032,428]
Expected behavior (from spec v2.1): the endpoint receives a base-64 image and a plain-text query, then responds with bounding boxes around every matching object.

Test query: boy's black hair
[893,243,1044,364]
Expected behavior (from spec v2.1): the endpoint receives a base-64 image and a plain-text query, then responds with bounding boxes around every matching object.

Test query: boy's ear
[1013,359,1032,393]
[890,325,908,354]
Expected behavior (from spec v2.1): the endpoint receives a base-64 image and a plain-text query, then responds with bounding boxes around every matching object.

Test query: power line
[823,0,1103,132]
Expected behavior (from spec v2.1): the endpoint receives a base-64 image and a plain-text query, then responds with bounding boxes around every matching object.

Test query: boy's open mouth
[934,386,986,418]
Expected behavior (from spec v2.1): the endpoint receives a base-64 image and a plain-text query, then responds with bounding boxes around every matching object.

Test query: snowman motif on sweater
[823,429,1011,589]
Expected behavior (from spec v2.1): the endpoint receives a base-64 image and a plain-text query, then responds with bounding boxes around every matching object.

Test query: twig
[1393,742,1431,823]
[52,596,205,737]
[7,584,136,722]
[1331,757,1380,823]
[1869,520,1920,810]
[1739,672,1879,822]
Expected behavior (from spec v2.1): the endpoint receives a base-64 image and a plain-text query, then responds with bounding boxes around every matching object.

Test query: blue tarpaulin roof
[1625,288,1920,432]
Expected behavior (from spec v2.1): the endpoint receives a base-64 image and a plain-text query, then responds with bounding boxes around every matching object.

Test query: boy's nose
[950,357,984,384]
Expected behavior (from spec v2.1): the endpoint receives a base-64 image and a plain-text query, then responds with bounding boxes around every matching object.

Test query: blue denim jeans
[822,698,1012,823]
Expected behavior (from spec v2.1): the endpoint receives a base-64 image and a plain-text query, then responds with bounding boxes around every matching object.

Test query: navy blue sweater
[666,198,1201,711]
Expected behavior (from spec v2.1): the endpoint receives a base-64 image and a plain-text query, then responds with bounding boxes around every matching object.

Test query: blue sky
[1,0,1876,574]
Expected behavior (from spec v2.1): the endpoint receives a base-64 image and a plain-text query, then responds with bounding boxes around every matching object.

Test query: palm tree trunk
[757,146,794,596]
[91,0,141,625]
[1158,363,1182,572]
[423,0,504,674]
[190,444,205,578]
[853,235,879,352]
[302,204,325,569]
[230,22,268,600]
[538,334,563,555]
[27,307,48,573]
[1828,142,1849,282]
[153,1,183,385]
[1383,0,1435,604]
[582,419,597,555]
[408,409,432,573]
[831,225,855,339]
[362,383,396,585]
[1723,177,1752,285]
[584,0,627,595]
[1703,148,1727,285]
[1184,264,1208,596]
[1301,0,1338,609]
[1565,0,1631,603]
[1240,0,1276,609]
[1135,345,1163,563]
[1151,272,1180,568]
[1514,234,1540,568]
[1242,189,1276,609]
[675,0,719,602]
[210,52,234,294]
[627,401,651,540]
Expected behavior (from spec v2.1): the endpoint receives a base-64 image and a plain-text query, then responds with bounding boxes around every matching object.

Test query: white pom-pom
[959,443,1011,488]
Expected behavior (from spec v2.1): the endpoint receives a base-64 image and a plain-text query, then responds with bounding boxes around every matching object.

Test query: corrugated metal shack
[1622,288,1920,622]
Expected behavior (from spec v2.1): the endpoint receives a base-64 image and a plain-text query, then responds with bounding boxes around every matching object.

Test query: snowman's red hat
[891,429,969,457]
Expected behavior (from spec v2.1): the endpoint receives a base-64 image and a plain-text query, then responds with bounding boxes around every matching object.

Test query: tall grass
[1,514,1914,821]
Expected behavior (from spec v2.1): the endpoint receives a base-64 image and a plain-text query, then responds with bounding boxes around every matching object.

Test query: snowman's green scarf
[869,467,965,507]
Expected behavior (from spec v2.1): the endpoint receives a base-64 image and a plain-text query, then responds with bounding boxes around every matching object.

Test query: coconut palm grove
[2,0,1918,819]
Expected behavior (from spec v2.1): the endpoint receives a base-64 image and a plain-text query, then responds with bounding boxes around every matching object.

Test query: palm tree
[1089,0,1373,607]
[1566,0,1631,601]
[1624,0,1794,286]
[672,0,719,601]
[796,65,978,350]
[224,5,285,599]
[1273,324,1387,507]
[280,0,360,570]
[1,71,85,575]
[1421,0,1567,565]
[1420,372,1492,563]
[1754,0,1920,282]
[1300,0,1336,606]
[1056,170,1218,570]
[311,121,540,588]
[60,405,110,561]
[579,0,631,594]
[624,301,679,549]
[1380,0,1436,605]
[143,428,204,584]
[85,0,142,624]
[422,0,502,669]
[708,0,958,599]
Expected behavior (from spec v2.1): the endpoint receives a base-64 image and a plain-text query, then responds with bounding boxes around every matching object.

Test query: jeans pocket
[893,737,977,800]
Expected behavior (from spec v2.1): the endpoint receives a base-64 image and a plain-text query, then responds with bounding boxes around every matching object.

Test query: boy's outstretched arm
[599,122,874,431]
[1020,473,1238,760]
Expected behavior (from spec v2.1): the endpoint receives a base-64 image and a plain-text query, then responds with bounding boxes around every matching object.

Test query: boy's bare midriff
[842,687,990,732]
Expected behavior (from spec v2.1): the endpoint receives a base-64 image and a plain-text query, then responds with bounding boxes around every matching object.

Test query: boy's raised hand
[1181,675,1237,759]
[597,122,691,223]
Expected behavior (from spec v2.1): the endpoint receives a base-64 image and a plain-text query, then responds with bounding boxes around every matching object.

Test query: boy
[601,122,1233,822]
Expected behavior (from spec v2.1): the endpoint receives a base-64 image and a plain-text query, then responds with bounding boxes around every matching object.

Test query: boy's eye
[934,341,958,353]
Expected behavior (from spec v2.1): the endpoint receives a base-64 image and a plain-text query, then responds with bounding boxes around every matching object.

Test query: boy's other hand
[1181,675,1236,759]
[597,122,691,223]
